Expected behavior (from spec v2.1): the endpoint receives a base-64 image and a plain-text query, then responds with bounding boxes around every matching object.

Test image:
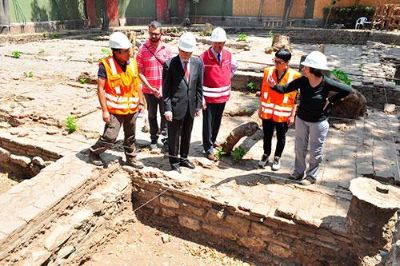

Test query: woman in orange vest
[258,49,301,170]
[89,32,145,168]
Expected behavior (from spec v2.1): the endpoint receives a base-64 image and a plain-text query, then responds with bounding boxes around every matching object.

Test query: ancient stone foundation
[130,169,400,265]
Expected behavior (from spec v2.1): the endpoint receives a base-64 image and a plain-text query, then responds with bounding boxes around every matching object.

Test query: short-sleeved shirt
[136,40,172,94]
[98,59,128,79]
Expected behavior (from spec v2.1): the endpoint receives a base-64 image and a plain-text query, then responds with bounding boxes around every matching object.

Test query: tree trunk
[0,0,10,33]
[282,0,294,28]
[222,111,261,155]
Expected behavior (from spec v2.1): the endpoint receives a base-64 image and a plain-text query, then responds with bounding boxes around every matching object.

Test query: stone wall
[132,174,356,265]
[353,81,400,109]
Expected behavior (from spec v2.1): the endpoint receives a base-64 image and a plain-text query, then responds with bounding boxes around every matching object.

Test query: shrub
[323,5,375,28]
[11,51,22,59]
[65,115,78,134]
[232,147,246,163]
[238,33,248,42]
[246,82,257,93]
[331,69,352,86]
[215,147,225,161]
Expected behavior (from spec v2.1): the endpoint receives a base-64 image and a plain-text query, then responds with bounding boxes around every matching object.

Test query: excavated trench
[0,28,399,265]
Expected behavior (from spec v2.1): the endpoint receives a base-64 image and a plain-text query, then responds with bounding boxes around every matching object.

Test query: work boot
[89,151,102,166]
[300,176,316,186]
[289,172,304,181]
[271,156,281,171]
[258,154,269,168]
[126,157,144,169]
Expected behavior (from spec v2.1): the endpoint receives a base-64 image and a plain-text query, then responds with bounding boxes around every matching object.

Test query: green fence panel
[123,0,156,18]
[190,0,232,17]
[9,0,85,23]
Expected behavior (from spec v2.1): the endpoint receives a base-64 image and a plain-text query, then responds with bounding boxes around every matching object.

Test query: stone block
[87,192,105,214]
[238,237,266,252]
[202,224,237,241]
[17,205,43,223]
[10,154,31,168]
[0,147,10,162]
[32,156,45,167]
[178,216,201,231]
[225,215,250,236]
[181,203,206,217]
[70,209,93,229]
[251,222,274,239]
[267,243,292,259]
[0,215,26,235]
[23,248,52,265]
[56,245,75,259]
[160,196,180,209]
[205,208,225,223]
[44,224,74,251]
[161,208,176,218]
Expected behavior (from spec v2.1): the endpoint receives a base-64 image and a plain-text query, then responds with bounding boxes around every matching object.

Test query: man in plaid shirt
[137,21,173,150]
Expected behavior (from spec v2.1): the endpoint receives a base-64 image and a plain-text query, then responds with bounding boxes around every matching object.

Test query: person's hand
[287,115,295,127]
[258,108,262,119]
[202,99,207,110]
[153,88,161,98]
[267,75,276,88]
[164,111,173,121]
[195,109,201,117]
[138,103,145,112]
[102,110,110,124]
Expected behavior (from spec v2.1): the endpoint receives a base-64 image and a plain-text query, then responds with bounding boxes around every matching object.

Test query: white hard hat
[178,32,196,52]
[109,32,132,49]
[210,27,227,42]
[301,51,330,70]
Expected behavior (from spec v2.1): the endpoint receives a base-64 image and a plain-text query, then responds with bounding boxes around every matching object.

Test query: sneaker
[126,157,144,169]
[289,172,304,180]
[300,176,316,186]
[258,154,269,168]
[271,156,281,171]
[149,143,158,150]
[89,151,102,166]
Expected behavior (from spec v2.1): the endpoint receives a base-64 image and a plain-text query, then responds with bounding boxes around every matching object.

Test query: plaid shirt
[136,40,172,94]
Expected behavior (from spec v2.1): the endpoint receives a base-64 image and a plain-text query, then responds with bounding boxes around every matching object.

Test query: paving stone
[44,224,74,251]
[70,209,93,229]
[0,215,26,235]
[17,205,43,223]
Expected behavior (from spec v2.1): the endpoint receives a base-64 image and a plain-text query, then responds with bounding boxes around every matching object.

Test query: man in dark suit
[163,32,203,173]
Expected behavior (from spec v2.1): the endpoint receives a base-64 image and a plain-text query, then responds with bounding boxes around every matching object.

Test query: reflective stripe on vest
[260,67,299,122]
[203,85,231,98]
[102,56,140,115]
[108,57,121,95]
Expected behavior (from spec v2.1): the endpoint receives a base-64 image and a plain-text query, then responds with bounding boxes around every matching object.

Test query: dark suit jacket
[163,55,203,120]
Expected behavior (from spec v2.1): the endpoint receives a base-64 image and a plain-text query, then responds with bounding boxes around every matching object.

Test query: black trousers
[202,102,226,153]
[167,110,194,165]
[90,112,138,158]
[144,93,166,143]
[262,119,288,158]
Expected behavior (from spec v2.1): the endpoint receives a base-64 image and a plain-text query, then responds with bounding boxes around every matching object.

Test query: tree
[324,0,339,28]
[282,0,294,28]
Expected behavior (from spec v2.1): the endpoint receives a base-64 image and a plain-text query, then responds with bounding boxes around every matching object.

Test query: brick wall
[132,178,357,265]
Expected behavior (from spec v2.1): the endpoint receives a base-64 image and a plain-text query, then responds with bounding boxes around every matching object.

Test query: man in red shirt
[200,27,237,161]
[137,21,172,150]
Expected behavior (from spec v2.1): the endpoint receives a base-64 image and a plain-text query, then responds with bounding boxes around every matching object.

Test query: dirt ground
[85,215,251,266]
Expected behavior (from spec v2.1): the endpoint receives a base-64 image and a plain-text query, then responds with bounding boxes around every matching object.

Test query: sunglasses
[273,58,287,65]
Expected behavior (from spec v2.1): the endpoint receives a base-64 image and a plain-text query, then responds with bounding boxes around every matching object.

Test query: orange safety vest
[101,56,140,115]
[259,67,300,123]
